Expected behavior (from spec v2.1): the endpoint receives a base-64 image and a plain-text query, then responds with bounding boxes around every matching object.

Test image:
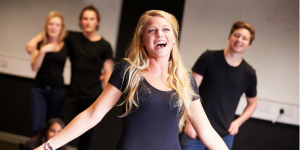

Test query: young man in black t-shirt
[26,5,113,150]
[181,21,257,150]
[57,5,113,150]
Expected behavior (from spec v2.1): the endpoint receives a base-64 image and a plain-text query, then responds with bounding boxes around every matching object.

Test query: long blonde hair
[119,10,198,132]
[41,11,67,47]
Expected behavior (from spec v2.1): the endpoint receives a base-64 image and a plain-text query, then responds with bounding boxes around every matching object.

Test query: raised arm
[189,99,229,150]
[34,83,122,150]
[228,96,257,135]
[184,71,203,139]
[30,43,58,71]
[26,32,43,54]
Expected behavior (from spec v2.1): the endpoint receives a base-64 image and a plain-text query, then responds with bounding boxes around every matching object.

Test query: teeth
[155,41,166,45]
[235,43,242,46]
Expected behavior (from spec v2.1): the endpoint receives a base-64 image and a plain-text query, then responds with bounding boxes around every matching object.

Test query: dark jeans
[181,132,235,150]
[58,94,97,150]
[31,86,65,134]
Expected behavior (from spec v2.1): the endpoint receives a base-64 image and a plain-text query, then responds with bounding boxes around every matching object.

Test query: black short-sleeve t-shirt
[192,50,257,136]
[108,60,199,150]
[34,42,68,88]
[65,31,113,99]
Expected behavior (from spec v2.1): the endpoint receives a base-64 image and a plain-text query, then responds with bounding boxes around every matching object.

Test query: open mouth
[234,42,243,47]
[155,41,167,48]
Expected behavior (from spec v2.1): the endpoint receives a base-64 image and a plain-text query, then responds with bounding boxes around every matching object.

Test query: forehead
[232,28,251,38]
[145,16,172,28]
[82,10,97,18]
[50,122,62,129]
[49,17,62,23]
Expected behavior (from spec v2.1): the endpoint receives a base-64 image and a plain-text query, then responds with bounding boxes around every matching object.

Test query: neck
[83,30,101,41]
[148,58,169,77]
[224,47,244,67]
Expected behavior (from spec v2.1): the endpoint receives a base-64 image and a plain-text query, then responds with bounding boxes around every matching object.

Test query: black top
[108,60,199,150]
[23,134,66,150]
[34,42,68,88]
[65,31,113,99]
[192,50,257,136]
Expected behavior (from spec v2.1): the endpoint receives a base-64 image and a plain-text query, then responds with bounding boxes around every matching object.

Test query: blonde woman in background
[29,11,68,135]
[34,10,228,150]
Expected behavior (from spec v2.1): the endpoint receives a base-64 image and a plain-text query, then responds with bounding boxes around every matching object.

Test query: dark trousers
[30,87,65,134]
[58,94,97,150]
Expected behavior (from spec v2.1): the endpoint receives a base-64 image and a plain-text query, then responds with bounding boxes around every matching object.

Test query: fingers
[185,128,198,139]
[228,126,238,135]
[190,132,197,139]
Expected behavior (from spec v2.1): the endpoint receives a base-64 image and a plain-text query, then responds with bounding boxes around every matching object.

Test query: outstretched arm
[189,99,229,150]
[228,96,257,135]
[184,71,203,139]
[34,83,122,150]
[26,32,43,54]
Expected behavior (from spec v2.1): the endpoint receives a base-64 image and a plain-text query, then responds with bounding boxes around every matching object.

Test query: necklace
[148,66,166,84]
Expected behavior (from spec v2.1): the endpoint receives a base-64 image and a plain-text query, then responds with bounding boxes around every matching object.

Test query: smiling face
[228,28,251,53]
[47,17,62,38]
[80,10,99,33]
[142,17,176,59]
[46,122,62,140]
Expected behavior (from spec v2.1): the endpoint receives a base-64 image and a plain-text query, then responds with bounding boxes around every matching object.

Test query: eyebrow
[147,24,171,29]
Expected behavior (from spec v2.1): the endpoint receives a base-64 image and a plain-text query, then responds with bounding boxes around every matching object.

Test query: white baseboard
[0,131,77,150]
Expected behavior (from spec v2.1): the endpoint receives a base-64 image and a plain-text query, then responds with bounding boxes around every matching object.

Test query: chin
[84,28,94,32]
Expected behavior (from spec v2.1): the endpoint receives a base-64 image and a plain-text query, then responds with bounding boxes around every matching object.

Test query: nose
[54,131,59,136]
[237,36,243,41]
[155,30,163,38]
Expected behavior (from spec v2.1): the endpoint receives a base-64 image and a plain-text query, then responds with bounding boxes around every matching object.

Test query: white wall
[0,0,122,84]
[180,0,299,125]
[0,0,122,59]
[0,0,298,125]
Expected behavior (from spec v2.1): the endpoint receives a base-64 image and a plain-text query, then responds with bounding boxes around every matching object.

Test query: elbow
[31,67,37,72]
[26,45,34,54]
[31,64,38,72]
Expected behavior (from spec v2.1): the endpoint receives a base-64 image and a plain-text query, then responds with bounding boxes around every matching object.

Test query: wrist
[42,141,54,150]
[233,118,243,126]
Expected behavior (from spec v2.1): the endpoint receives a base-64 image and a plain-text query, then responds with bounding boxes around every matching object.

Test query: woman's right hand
[41,43,58,53]
[184,120,198,139]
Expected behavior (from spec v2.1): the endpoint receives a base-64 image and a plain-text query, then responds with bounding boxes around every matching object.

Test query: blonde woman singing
[34,10,228,150]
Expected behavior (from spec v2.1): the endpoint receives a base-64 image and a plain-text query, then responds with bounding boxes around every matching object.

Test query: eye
[234,34,240,38]
[148,29,155,33]
[163,28,170,32]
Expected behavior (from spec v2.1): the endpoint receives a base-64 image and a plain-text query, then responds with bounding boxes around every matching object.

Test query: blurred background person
[27,11,68,135]
[26,5,113,150]
[24,118,66,150]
